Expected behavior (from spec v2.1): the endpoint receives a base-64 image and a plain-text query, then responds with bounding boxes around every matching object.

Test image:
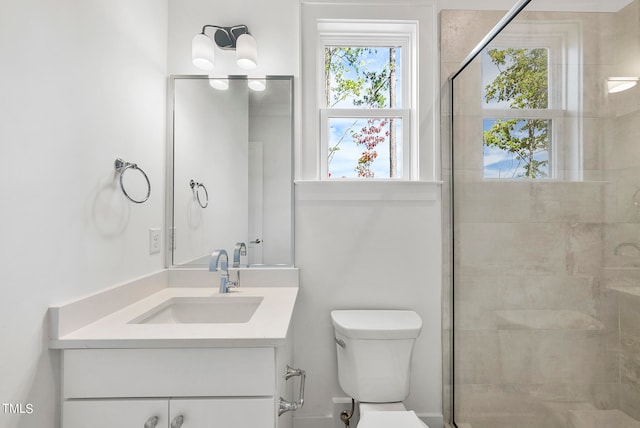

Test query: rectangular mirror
[167,76,294,268]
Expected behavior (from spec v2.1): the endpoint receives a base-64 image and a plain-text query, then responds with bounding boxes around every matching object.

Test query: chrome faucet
[209,249,238,293]
[233,242,247,268]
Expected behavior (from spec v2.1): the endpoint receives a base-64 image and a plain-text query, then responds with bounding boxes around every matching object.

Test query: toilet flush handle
[335,337,346,348]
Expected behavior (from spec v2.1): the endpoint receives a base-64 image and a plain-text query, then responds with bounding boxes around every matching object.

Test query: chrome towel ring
[114,158,151,204]
[190,179,209,208]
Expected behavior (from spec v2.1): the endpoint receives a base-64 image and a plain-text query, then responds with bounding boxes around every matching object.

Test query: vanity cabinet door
[169,398,274,428]
[64,399,168,428]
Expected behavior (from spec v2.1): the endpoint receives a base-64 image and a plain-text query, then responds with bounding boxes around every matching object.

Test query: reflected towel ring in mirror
[190,179,209,208]
[114,158,151,204]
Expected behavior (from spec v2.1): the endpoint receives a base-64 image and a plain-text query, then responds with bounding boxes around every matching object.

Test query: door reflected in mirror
[169,76,293,268]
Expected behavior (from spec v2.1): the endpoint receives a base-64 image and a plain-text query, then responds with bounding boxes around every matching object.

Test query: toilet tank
[331,310,422,403]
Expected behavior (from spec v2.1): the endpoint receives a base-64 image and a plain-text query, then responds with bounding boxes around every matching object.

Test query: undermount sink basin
[130,295,263,324]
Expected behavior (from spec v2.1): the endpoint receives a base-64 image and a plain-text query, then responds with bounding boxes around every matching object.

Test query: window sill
[294,180,442,201]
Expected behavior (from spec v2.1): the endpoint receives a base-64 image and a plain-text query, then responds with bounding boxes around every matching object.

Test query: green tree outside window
[483,48,550,179]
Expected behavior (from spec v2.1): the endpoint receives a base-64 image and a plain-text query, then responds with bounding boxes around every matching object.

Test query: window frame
[317,21,418,180]
[481,21,582,181]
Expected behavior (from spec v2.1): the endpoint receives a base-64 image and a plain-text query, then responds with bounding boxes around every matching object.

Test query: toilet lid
[358,411,427,428]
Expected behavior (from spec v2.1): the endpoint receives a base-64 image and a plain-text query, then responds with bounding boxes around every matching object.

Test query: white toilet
[331,310,427,428]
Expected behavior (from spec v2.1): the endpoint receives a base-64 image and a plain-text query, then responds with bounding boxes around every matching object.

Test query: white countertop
[50,286,298,349]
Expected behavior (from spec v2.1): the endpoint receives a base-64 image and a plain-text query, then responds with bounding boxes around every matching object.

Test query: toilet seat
[357,410,428,428]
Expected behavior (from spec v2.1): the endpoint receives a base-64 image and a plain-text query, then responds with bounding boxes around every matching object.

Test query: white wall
[0,0,168,426]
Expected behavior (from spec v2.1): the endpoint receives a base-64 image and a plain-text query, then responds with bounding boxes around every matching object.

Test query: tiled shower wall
[442,3,640,427]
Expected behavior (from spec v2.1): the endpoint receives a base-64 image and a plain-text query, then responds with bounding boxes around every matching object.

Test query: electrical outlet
[149,228,161,254]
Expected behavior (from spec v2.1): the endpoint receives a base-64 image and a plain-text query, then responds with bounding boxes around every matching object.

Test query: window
[482,47,552,179]
[481,22,582,180]
[318,21,417,180]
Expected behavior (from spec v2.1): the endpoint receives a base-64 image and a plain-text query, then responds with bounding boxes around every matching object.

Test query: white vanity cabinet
[64,398,274,428]
[61,339,295,428]
[50,278,300,428]
[64,399,168,428]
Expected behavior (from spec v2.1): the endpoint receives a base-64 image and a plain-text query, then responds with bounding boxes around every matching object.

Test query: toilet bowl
[331,310,428,428]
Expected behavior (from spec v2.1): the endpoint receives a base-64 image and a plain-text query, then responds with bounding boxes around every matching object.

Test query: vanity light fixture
[607,77,638,94]
[192,24,257,71]
[248,78,266,92]
[209,78,229,90]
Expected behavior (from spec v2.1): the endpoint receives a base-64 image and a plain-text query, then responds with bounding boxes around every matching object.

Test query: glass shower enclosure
[448,0,640,426]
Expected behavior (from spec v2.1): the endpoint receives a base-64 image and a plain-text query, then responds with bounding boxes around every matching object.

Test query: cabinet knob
[171,414,184,428]
[144,416,159,428]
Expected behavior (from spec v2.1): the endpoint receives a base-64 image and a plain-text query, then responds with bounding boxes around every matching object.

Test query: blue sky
[482,119,549,179]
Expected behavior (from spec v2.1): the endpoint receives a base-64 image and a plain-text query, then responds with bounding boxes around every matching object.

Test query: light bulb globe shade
[209,78,229,90]
[192,33,215,71]
[607,77,639,94]
[236,33,257,70]
[248,79,266,92]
